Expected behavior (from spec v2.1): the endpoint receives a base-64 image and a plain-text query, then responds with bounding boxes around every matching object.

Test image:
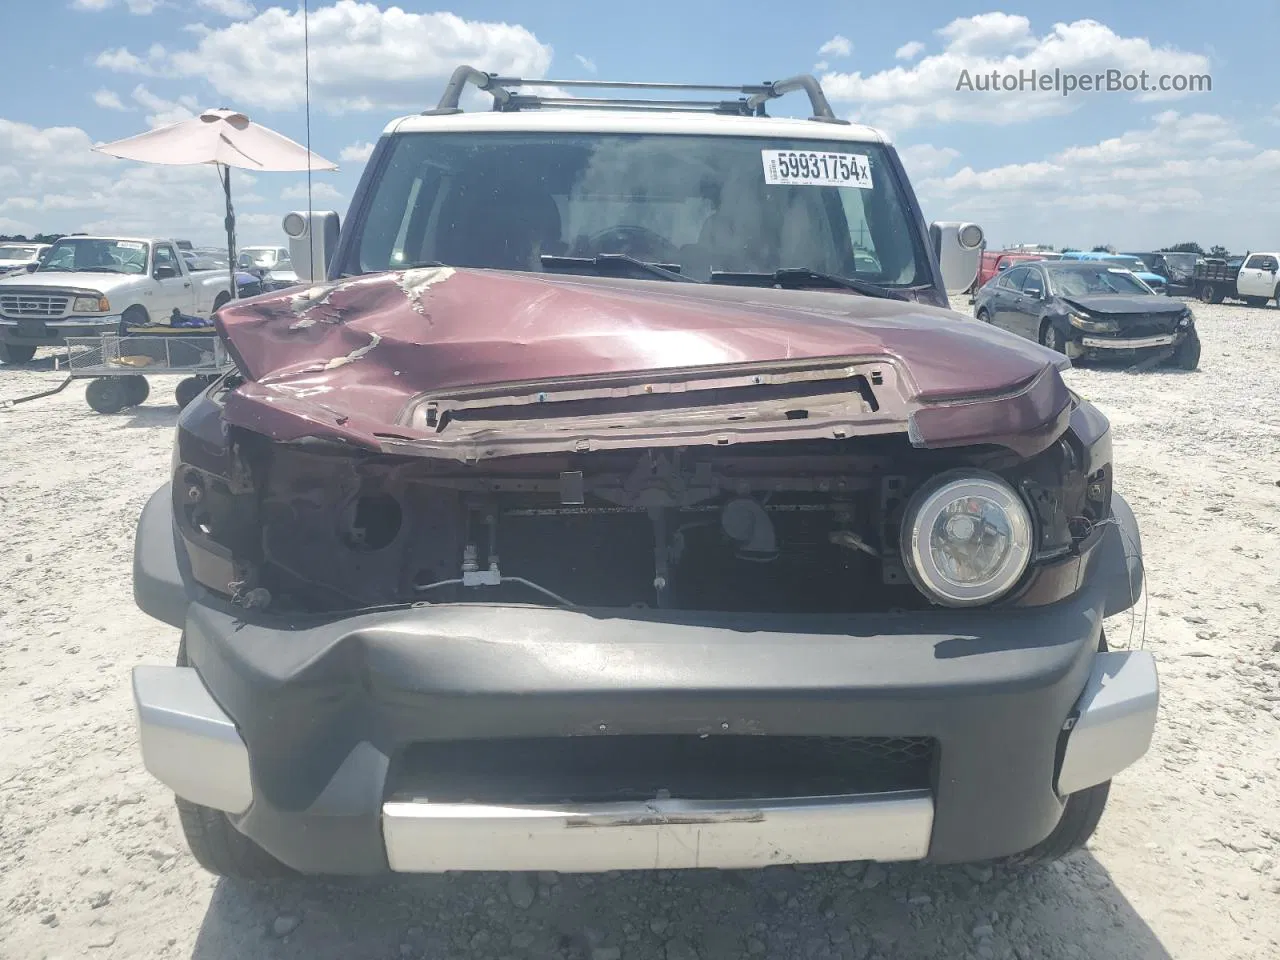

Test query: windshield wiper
[540,254,698,283]
[77,267,124,274]
[709,268,908,301]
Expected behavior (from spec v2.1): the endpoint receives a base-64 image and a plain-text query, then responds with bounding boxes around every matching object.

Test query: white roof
[52,236,159,245]
[387,109,889,145]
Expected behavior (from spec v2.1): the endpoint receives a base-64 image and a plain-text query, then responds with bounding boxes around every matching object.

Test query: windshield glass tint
[353,133,930,285]
[1052,267,1150,296]
[38,238,148,274]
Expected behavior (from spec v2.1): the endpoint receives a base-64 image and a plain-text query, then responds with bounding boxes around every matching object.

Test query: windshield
[1160,252,1197,276]
[38,238,148,274]
[352,132,931,286]
[1052,267,1151,297]
[1107,256,1149,272]
[238,248,279,268]
[0,245,38,260]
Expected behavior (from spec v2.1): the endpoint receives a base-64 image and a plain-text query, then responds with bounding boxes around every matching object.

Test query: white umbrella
[94,108,337,300]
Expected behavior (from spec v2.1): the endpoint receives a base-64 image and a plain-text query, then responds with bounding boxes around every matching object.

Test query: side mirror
[930,220,985,293]
[154,265,178,280]
[1024,285,1044,299]
[283,210,341,283]
[24,262,39,273]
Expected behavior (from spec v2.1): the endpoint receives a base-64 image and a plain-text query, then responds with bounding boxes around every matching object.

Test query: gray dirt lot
[1,299,1278,960]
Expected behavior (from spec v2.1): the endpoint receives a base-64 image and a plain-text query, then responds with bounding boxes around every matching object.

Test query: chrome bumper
[1081,333,1177,350]
[131,649,1159,871]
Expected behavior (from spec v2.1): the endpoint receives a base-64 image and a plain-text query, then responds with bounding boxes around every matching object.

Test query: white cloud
[915,110,1280,249]
[895,41,925,61]
[73,0,162,12]
[0,116,282,245]
[92,89,127,111]
[574,54,597,74]
[818,35,852,58]
[196,0,255,17]
[813,60,828,73]
[821,14,1211,130]
[281,181,344,204]
[94,0,552,114]
[129,84,199,128]
[339,141,375,164]
[898,143,960,178]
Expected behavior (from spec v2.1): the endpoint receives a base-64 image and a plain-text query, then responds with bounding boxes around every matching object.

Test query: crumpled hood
[215,267,1072,456]
[1060,294,1187,316]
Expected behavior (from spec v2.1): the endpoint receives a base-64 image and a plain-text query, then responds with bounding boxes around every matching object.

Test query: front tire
[0,342,37,364]
[1040,319,1066,354]
[1198,284,1222,305]
[1170,329,1201,371]
[976,308,992,324]
[1007,780,1111,865]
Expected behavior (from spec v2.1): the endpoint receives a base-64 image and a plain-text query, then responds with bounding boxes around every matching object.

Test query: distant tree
[1208,245,1230,258]
[1159,241,1204,255]
[1090,244,1113,253]
[1061,247,1079,253]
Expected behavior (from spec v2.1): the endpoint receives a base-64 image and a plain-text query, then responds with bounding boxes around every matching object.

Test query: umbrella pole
[222,163,237,301]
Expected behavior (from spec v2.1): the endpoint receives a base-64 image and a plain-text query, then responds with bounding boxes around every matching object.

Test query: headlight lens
[1067,313,1118,333]
[72,295,110,313]
[901,472,1033,607]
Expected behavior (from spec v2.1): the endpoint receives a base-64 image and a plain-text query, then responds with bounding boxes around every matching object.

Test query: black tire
[173,636,292,880]
[1245,296,1268,308]
[213,292,231,313]
[120,305,149,334]
[174,376,206,410]
[123,375,150,407]
[0,342,37,364]
[85,377,129,414]
[976,308,992,324]
[1040,319,1066,354]
[1273,286,1280,308]
[1006,780,1111,865]
[1170,329,1201,371]
[1198,284,1222,305]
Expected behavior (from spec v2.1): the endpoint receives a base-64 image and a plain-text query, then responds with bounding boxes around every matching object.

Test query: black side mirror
[1024,285,1043,298]
[154,265,178,280]
[24,262,38,273]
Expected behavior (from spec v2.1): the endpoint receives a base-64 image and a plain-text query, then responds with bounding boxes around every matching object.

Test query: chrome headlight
[1067,313,1118,333]
[901,471,1033,607]
[72,295,110,313]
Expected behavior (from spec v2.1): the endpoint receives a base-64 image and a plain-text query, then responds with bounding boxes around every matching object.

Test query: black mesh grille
[387,735,936,804]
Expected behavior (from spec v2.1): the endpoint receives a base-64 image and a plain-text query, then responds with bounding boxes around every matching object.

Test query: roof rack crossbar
[430,66,842,121]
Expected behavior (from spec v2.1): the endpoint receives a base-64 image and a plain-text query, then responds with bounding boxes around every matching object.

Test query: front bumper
[0,315,123,346]
[131,485,1156,874]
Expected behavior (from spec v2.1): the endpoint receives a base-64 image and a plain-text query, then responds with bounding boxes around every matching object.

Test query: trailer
[64,331,232,413]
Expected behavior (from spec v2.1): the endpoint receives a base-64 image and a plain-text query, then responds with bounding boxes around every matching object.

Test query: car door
[1010,265,1048,339]
[990,266,1031,333]
[151,243,191,321]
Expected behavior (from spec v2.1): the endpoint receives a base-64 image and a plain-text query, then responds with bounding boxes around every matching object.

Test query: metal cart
[63,332,233,413]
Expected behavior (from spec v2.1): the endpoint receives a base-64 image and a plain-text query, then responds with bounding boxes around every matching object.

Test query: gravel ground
[1,299,1278,960]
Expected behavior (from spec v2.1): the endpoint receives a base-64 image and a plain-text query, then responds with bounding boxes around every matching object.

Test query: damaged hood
[215,267,1073,459]
[1060,294,1188,316]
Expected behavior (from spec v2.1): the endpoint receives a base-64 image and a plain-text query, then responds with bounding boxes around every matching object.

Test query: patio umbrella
[93,108,337,301]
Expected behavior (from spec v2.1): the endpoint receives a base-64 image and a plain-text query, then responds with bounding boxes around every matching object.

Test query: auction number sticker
[117,241,146,250]
[761,150,873,188]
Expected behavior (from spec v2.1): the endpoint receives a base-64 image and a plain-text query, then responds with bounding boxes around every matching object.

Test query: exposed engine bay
[176,425,1108,617]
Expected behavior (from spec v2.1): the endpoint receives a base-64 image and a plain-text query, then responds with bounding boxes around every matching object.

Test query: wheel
[123,375,150,407]
[976,308,992,324]
[1273,286,1280,308]
[213,292,231,313]
[85,377,129,414]
[174,376,207,410]
[1245,296,1267,308]
[1169,328,1201,371]
[0,342,37,364]
[172,636,293,880]
[1039,319,1066,354]
[1006,780,1111,865]
[1198,284,1222,305]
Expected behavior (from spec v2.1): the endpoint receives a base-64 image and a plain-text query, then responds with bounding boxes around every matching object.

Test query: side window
[1262,256,1278,272]
[1020,267,1045,294]
[154,245,179,274]
[1244,254,1268,269]
[1001,266,1028,290]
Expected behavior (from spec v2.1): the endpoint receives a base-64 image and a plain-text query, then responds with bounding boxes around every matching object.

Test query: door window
[1244,254,1272,270]
[154,245,180,274]
[1000,266,1029,290]
[1019,268,1045,296]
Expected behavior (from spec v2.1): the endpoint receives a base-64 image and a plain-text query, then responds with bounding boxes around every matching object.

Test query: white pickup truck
[0,236,233,364]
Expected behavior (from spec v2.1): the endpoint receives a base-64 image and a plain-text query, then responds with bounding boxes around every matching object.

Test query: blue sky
[2,1,1277,251]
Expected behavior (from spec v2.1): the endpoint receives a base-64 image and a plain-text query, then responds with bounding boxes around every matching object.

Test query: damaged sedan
[129,67,1158,880]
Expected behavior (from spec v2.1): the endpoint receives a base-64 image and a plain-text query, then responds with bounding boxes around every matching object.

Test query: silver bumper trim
[382,790,934,872]
[1057,651,1159,795]
[131,666,253,815]
[1081,333,1177,349]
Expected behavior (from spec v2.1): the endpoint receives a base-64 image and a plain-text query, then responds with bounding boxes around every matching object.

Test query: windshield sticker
[761,150,873,188]
[117,241,146,251]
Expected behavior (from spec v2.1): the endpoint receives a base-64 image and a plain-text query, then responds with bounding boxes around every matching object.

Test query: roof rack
[428,65,847,124]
